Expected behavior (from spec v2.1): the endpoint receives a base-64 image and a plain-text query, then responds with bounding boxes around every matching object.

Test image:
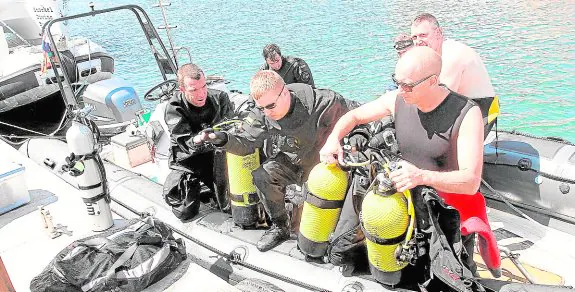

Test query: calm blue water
[63,0,575,141]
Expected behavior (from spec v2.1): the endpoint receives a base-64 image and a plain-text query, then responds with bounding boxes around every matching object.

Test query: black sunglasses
[392,73,435,92]
[255,84,285,111]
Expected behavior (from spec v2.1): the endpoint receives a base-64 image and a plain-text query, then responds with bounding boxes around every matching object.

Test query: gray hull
[19,133,575,291]
[482,131,575,235]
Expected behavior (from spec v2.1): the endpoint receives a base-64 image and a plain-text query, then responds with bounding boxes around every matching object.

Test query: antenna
[153,0,180,68]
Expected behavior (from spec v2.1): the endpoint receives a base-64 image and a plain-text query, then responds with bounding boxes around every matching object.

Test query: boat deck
[2,137,575,291]
[0,141,241,292]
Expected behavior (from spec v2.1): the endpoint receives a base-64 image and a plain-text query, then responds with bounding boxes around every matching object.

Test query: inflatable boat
[12,118,575,292]
[2,4,575,291]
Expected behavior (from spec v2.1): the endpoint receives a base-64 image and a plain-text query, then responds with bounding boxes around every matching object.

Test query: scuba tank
[298,163,348,258]
[65,117,114,232]
[226,150,263,228]
[361,171,413,286]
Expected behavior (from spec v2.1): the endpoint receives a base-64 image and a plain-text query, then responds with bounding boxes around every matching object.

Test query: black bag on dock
[30,217,186,292]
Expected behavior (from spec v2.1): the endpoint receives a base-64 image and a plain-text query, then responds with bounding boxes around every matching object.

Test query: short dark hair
[177,63,204,88]
[412,13,440,28]
[262,44,281,60]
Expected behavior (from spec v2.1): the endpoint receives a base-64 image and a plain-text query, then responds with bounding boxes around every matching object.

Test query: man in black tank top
[320,46,485,274]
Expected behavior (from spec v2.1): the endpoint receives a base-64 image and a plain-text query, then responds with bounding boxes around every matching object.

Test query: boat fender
[298,163,348,258]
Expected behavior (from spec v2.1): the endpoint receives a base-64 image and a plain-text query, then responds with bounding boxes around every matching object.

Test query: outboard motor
[227,150,264,228]
[82,77,143,135]
[64,112,114,232]
[361,172,411,286]
[298,163,348,258]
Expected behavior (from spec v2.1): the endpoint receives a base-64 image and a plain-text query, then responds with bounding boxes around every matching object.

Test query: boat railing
[42,4,179,111]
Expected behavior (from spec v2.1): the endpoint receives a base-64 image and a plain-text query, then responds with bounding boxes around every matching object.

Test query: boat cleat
[39,207,73,238]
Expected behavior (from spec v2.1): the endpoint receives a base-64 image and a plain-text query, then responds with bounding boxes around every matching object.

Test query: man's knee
[252,164,274,189]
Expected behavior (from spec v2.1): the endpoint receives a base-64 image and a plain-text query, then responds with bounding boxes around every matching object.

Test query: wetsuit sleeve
[294,58,315,87]
[218,91,236,119]
[165,96,193,155]
[315,92,356,145]
[223,110,267,156]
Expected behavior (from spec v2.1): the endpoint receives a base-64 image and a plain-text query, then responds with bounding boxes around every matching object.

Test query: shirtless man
[411,13,498,137]
[411,13,495,99]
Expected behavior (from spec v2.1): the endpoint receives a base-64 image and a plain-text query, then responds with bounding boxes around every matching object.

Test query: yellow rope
[212,119,242,130]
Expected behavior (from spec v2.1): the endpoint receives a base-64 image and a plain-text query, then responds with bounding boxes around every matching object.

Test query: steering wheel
[144,79,178,101]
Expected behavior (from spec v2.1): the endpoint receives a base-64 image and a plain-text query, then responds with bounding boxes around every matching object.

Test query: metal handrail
[41,4,178,110]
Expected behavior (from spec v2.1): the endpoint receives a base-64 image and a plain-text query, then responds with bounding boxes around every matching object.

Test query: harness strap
[230,193,259,204]
[305,191,344,209]
[360,217,408,246]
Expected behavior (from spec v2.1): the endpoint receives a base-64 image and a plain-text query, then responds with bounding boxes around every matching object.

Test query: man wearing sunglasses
[394,33,415,57]
[163,63,235,221]
[320,46,488,275]
[193,70,359,251]
[260,44,315,87]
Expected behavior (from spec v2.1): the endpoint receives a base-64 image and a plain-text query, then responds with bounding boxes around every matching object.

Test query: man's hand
[348,134,368,152]
[319,135,344,165]
[388,160,425,192]
[192,128,228,146]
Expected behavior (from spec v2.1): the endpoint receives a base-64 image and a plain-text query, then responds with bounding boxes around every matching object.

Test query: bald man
[321,46,483,192]
[320,46,484,274]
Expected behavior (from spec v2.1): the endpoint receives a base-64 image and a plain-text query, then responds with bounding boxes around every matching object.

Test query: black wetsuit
[395,89,479,274]
[163,89,235,220]
[261,56,315,87]
[222,83,358,223]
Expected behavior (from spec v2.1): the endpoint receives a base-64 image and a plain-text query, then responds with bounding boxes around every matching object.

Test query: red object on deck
[0,256,16,292]
[438,191,502,271]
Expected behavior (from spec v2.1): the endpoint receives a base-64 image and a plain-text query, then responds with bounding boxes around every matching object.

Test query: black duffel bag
[30,216,186,292]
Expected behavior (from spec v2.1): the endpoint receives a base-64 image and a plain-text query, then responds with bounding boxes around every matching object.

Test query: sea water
[63,0,575,141]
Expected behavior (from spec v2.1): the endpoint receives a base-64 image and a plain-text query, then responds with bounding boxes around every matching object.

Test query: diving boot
[256,217,290,252]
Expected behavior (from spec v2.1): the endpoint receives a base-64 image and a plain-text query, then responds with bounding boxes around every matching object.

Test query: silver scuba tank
[66,119,114,232]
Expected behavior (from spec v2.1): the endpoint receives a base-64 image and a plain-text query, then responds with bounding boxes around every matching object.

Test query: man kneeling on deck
[320,46,497,277]
[163,63,235,221]
[194,70,359,251]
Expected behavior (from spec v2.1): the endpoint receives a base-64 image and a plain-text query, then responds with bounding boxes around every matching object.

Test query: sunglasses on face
[255,84,285,111]
[392,73,435,92]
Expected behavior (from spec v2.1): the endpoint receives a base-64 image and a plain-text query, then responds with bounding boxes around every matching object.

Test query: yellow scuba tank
[226,149,262,228]
[361,173,411,286]
[298,163,348,258]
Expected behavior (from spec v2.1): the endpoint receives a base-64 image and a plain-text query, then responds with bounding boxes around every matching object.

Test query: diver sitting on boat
[260,44,315,87]
[320,46,501,281]
[193,70,359,252]
[163,63,236,221]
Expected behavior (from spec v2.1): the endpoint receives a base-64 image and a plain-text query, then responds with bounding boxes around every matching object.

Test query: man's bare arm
[421,106,483,194]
